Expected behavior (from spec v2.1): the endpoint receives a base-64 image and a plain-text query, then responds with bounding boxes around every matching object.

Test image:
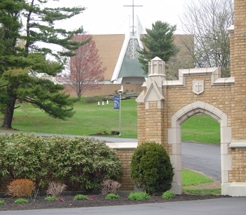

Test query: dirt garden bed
[0,192,228,211]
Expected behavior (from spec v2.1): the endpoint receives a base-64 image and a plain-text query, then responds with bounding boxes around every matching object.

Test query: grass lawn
[6,98,137,138]
[182,169,221,195]
[182,169,214,186]
[181,114,220,144]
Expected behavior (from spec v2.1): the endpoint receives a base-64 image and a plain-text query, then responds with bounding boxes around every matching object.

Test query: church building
[67,2,194,97]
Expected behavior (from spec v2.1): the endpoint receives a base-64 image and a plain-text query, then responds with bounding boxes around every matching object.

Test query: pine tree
[138,21,178,73]
[0,0,86,129]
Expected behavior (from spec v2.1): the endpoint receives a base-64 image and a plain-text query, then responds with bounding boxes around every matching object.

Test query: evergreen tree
[0,0,86,128]
[138,21,178,73]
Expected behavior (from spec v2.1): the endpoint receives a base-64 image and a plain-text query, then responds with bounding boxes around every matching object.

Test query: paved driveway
[182,142,220,180]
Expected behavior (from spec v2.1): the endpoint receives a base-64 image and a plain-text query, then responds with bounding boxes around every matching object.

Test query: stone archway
[169,101,231,194]
[136,57,235,195]
[136,1,246,196]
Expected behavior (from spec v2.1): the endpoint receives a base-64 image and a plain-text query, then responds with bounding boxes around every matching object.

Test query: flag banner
[114,96,120,109]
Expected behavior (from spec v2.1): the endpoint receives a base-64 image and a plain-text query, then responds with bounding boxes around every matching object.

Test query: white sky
[50,0,189,34]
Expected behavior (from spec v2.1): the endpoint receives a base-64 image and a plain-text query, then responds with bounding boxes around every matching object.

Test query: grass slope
[8,98,137,138]
[181,114,220,144]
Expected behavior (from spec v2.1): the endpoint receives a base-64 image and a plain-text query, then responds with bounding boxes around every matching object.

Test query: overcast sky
[49,0,189,34]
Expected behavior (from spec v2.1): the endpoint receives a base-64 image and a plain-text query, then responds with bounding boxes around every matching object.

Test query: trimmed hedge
[0,134,122,192]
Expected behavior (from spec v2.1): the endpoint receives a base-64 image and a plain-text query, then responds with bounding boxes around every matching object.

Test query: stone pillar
[136,57,166,146]
[226,0,246,196]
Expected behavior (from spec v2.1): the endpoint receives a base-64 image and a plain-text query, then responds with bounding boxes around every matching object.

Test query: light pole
[118,86,123,136]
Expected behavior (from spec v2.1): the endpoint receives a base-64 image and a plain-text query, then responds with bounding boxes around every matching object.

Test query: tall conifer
[138,21,178,73]
[0,0,86,128]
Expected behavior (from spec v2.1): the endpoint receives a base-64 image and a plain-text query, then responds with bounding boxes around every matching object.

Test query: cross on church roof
[124,0,143,36]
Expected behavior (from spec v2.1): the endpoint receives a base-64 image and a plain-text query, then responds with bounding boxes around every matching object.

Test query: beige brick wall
[229,148,246,182]
[138,101,165,145]
[115,149,135,190]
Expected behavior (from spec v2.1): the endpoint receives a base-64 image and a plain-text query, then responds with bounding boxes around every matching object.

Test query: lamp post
[118,86,123,136]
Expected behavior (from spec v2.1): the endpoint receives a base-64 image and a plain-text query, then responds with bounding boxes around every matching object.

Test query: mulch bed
[0,193,229,211]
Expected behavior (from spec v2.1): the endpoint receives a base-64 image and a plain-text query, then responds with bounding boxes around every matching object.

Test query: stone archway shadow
[168,101,232,194]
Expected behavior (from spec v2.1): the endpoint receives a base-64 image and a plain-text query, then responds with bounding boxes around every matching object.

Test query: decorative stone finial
[148,57,165,77]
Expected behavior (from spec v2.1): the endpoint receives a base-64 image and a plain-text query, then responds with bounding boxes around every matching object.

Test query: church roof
[118,58,145,78]
[90,34,125,81]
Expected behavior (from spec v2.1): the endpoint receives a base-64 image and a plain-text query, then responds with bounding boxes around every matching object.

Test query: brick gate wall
[115,149,135,190]
[136,0,246,196]
[137,70,233,153]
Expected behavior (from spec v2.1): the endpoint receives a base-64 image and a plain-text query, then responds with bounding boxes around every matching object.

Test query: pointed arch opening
[168,101,232,194]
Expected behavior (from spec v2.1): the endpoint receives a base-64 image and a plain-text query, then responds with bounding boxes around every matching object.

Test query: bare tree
[70,34,105,100]
[181,0,233,77]
[166,34,195,79]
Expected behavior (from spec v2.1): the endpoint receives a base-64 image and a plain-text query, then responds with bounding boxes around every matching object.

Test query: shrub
[130,142,174,194]
[105,193,120,199]
[162,191,175,199]
[44,196,57,201]
[14,198,29,204]
[101,179,121,195]
[46,182,67,197]
[128,192,150,201]
[0,134,123,193]
[0,200,5,206]
[0,133,49,188]
[48,136,123,192]
[111,130,120,135]
[74,194,88,201]
[7,179,35,197]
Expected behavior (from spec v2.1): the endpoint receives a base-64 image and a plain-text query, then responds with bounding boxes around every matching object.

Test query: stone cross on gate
[192,80,204,95]
[195,82,201,91]
[124,0,143,36]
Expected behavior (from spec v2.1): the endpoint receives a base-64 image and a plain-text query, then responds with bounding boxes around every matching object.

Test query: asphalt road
[182,142,220,181]
[1,198,245,215]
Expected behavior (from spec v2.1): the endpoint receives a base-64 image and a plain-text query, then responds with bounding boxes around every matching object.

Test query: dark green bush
[130,142,174,194]
[0,134,122,192]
